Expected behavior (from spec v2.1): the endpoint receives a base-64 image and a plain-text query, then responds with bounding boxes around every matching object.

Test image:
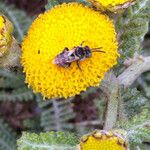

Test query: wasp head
[84,46,91,58]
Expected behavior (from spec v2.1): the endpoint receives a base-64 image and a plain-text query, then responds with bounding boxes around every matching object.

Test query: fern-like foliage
[117,110,150,149]
[116,0,150,70]
[23,117,42,132]
[137,73,150,99]
[0,70,25,89]
[122,88,149,118]
[0,0,32,41]
[0,87,34,102]
[0,69,34,102]
[17,131,78,150]
[0,118,17,150]
[36,95,75,131]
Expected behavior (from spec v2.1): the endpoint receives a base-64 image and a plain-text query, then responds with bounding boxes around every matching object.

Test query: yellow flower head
[77,130,129,150]
[0,15,13,57]
[88,0,135,12]
[21,3,118,99]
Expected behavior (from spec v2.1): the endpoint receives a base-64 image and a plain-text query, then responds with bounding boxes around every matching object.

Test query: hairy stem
[118,56,150,87]
[100,71,120,130]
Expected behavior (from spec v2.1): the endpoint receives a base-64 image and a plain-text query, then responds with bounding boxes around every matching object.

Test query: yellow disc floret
[88,0,135,12]
[77,130,129,150]
[21,3,118,99]
[0,15,13,57]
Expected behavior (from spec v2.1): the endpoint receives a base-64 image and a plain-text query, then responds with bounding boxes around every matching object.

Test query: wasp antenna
[80,41,85,46]
[92,50,105,53]
[91,47,102,50]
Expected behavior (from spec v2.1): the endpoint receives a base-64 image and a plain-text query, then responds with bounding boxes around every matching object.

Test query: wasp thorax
[75,47,85,59]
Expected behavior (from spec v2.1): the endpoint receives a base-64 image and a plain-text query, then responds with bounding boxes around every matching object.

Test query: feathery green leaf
[17,131,78,150]
[0,118,17,150]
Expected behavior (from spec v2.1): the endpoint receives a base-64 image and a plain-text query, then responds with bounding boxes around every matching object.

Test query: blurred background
[0,0,149,149]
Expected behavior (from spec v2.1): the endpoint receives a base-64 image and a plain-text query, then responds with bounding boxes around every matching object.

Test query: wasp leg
[60,47,69,55]
[63,47,69,52]
[80,41,85,46]
[61,62,71,68]
[76,60,82,71]
[65,63,71,68]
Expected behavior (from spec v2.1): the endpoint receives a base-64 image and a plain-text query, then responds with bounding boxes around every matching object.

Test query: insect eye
[84,46,90,50]
[84,46,91,57]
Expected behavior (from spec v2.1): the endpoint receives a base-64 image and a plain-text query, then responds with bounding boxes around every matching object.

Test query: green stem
[100,71,120,130]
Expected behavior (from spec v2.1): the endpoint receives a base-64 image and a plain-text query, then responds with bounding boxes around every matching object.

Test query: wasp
[52,42,105,70]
